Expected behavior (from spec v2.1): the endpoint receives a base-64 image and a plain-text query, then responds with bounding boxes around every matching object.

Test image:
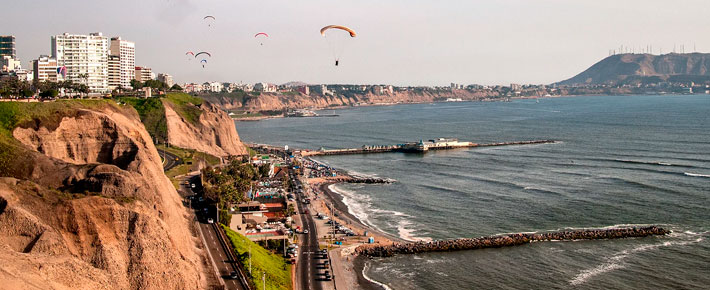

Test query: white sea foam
[569,234,704,286]
[328,184,429,242]
[684,172,710,178]
[362,261,393,290]
[397,219,432,242]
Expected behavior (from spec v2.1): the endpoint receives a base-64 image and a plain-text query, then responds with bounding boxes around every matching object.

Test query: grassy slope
[116,97,167,143]
[163,92,204,125]
[222,225,292,290]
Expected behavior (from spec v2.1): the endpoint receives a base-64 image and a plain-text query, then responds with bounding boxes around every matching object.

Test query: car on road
[303,229,309,234]
[229,271,238,279]
[207,218,214,224]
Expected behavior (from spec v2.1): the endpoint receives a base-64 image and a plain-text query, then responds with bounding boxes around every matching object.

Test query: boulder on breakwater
[357,226,669,258]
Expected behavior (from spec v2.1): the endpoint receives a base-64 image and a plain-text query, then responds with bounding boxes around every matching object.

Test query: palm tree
[77,73,89,98]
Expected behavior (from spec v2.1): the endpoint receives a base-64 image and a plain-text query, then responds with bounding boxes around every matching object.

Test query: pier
[300,139,556,157]
[357,226,669,258]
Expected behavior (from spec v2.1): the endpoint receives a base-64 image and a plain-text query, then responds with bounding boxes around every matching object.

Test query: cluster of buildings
[226,154,292,242]
[1,34,173,96]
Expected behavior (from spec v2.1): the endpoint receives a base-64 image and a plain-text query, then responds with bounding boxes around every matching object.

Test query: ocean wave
[329,184,428,242]
[362,261,393,290]
[684,172,710,178]
[613,159,676,167]
[569,233,704,286]
[522,186,565,196]
[397,219,432,242]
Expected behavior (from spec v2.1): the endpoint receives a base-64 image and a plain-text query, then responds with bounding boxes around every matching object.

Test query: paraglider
[320,25,356,66]
[254,32,269,46]
[200,59,207,68]
[203,15,215,27]
[185,51,194,60]
[56,66,67,79]
[194,52,212,58]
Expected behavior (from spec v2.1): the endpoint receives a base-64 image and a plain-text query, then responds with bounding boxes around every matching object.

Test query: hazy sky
[4,0,710,86]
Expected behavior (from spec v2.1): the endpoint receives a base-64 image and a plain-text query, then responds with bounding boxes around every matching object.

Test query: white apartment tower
[51,32,109,94]
[109,37,135,89]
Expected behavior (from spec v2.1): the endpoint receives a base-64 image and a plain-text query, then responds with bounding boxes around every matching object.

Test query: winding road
[157,148,180,171]
[179,174,249,290]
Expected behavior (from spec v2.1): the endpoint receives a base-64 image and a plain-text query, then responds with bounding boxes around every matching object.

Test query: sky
[4,0,710,86]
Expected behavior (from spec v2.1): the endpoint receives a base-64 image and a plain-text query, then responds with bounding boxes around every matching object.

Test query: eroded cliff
[203,89,499,112]
[164,99,247,157]
[0,102,206,289]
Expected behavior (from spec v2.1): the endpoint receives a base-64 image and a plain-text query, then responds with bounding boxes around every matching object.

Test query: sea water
[236,95,710,289]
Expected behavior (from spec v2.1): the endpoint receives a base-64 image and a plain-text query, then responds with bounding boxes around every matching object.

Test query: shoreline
[228,93,708,123]
[305,178,402,290]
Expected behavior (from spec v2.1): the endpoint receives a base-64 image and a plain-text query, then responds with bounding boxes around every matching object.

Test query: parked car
[229,271,238,279]
[207,218,214,224]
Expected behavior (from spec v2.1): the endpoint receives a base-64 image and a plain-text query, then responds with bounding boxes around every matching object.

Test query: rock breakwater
[357,226,669,258]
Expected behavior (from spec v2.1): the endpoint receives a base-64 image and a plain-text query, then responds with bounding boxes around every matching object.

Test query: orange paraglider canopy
[320,25,356,37]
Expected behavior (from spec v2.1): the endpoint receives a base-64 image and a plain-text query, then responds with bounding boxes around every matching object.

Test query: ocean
[235,95,710,289]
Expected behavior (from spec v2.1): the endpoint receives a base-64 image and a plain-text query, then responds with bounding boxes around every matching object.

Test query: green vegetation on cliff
[0,100,115,139]
[222,225,292,290]
[118,92,205,141]
[117,97,167,143]
[164,93,204,125]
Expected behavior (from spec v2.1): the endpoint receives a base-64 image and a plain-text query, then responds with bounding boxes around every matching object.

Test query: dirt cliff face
[164,101,247,157]
[228,90,499,112]
[0,105,206,289]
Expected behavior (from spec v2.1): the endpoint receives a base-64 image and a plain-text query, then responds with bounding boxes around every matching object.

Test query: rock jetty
[346,177,395,184]
[357,226,669,258]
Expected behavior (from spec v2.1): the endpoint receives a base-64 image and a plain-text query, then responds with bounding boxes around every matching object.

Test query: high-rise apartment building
[0,36,16,58]
[51,32,109,94]
[32,55,59,82]
[109,37,135,89]
[108,55,121,90]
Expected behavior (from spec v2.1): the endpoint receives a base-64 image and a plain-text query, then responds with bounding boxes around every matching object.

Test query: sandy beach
[305,177,401,290]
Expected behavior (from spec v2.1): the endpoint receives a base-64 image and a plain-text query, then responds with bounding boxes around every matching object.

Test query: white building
[109,37,135,90]
[14,69,33,82]
[32,55,59,83]
[134,66,154,82]
[157,73,174,87]
[1,56,21,72]
[51,32,109,94]
[254,82,276,92]
[209,81,224,92]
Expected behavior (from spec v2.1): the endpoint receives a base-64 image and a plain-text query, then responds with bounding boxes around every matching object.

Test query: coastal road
[157,148,180,171]
[291,169,325,290]
[180,175,248,290]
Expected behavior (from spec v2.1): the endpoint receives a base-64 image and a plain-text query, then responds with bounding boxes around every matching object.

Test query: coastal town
[0,4,705,288]
[178,138,670,290]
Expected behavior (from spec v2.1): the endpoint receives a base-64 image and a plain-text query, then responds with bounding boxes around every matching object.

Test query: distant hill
[558,53,710,85]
